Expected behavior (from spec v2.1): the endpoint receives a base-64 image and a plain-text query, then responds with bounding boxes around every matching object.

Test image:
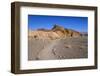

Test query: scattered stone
[52,48,56,55]
[64,45,72,48]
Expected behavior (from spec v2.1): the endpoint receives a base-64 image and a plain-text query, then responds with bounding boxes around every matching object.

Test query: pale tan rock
[28,25,81,40]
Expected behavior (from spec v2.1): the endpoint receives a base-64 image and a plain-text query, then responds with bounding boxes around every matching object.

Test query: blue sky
[28,15,88,32]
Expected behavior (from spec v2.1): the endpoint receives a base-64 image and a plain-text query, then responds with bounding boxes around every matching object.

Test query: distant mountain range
[81,32,88,36]
[29,24,87,40]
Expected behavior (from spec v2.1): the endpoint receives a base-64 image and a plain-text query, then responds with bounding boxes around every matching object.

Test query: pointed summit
[52,24,65,31]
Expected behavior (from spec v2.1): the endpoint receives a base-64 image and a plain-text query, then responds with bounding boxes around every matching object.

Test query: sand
[28,37,88,60]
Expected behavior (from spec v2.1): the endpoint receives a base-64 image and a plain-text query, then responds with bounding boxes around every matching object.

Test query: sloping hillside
[28,24,81,40]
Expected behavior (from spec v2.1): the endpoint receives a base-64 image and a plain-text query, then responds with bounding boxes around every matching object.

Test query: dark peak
[37,28,51,32]
[37,28,47,31]
[52,24,64,30]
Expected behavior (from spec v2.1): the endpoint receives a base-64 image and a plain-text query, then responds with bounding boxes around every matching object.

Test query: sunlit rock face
[28,30,60,40]
[28,24,81,40]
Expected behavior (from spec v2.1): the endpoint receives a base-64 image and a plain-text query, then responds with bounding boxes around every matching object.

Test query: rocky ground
[28,36,88,60]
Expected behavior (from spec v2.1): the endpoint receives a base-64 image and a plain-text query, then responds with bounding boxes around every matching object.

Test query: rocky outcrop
[29,24,81,40]
[28,30,60,40]
[65,29,81,37]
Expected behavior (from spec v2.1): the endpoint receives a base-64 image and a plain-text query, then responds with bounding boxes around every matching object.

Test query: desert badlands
[28,25,88,60]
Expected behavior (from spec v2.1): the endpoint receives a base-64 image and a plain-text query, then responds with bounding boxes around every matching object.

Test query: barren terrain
[28,37,88,60]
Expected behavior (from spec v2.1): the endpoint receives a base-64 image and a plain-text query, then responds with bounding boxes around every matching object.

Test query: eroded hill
[28,24,81,40]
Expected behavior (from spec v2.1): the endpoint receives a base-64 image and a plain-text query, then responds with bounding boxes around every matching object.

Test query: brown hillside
[28,24,81,40]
